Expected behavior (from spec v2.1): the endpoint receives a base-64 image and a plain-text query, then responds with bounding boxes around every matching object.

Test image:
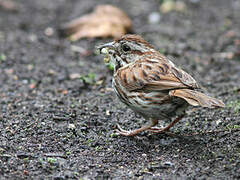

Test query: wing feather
[114,57,199,92]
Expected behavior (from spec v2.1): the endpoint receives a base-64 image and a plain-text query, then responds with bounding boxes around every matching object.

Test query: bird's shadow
[114,130,225,155]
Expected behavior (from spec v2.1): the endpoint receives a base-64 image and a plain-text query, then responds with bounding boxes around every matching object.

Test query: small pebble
[148,12,161,24]
[106,110,111,116]
[215,119,222,125]
[142,153,147,157]
[29,34,37,42]
[68,124,75,129]
[44,27,54,36]
[69,73,81,80]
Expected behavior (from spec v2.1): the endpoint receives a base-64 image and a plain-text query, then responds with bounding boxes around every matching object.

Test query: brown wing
[169,62,199,89]
[114,57,199,92]
[169,89,225,108]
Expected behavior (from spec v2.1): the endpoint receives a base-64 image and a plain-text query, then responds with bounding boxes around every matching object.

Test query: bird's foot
[147,127,164,133]
[115,124,137,136]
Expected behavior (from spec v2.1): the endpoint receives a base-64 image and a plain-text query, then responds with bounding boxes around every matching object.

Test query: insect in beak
[97,42,115,53]
[96,42,115,63]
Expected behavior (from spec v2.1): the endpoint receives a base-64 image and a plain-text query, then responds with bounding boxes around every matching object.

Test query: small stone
[142,153,147,157]
[22,79,28,84]
[44,27,54,36]
[106,110,111,116]
[13,75,18,80]
[70,73,81,80]
[27,64,34,70]
[68,124,75,129]
[148,12,161,24]
[216,119,222,125]
[29,34,37,42]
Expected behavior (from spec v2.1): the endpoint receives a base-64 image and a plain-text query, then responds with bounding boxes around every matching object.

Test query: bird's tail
[169,89,225,108]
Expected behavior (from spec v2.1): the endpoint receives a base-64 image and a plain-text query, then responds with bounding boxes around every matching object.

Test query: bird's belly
[128,96,187,118]
[130,100,187,119]
[112,82,188,119]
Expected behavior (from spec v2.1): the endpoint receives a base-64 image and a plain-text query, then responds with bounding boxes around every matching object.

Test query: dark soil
[0,0,240,179]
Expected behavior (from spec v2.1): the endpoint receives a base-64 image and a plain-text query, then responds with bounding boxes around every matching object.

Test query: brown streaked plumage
[97,34,225,136]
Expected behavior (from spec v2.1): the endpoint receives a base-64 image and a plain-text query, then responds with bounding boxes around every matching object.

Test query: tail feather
[169,89,225,108]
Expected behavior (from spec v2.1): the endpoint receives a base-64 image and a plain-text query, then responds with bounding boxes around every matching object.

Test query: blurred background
[0,0,239,179]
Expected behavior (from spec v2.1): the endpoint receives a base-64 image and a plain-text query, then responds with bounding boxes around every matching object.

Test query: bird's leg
[148,114,184,133]
[116,119,158,136]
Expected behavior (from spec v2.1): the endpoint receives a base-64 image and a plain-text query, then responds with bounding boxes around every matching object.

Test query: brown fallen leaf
[59,4,132,41]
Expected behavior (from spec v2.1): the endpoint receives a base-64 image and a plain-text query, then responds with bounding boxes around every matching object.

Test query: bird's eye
[121,44,131,52]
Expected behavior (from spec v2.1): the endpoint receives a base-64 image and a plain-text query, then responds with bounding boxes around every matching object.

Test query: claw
[115,124,134,136]
[116,124,128,133]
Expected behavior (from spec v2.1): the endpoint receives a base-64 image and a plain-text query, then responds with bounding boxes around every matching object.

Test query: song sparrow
[97,34,225,136]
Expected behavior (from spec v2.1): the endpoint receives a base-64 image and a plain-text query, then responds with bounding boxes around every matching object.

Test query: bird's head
[97,34,155,71]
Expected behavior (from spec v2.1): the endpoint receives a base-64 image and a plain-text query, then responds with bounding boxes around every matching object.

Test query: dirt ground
[0,0,240,179]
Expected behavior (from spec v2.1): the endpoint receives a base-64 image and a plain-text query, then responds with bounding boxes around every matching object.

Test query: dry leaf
[59,5,132,41]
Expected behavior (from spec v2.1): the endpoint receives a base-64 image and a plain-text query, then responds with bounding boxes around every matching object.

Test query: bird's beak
[96,42,115,53]
[96,42,115,64]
